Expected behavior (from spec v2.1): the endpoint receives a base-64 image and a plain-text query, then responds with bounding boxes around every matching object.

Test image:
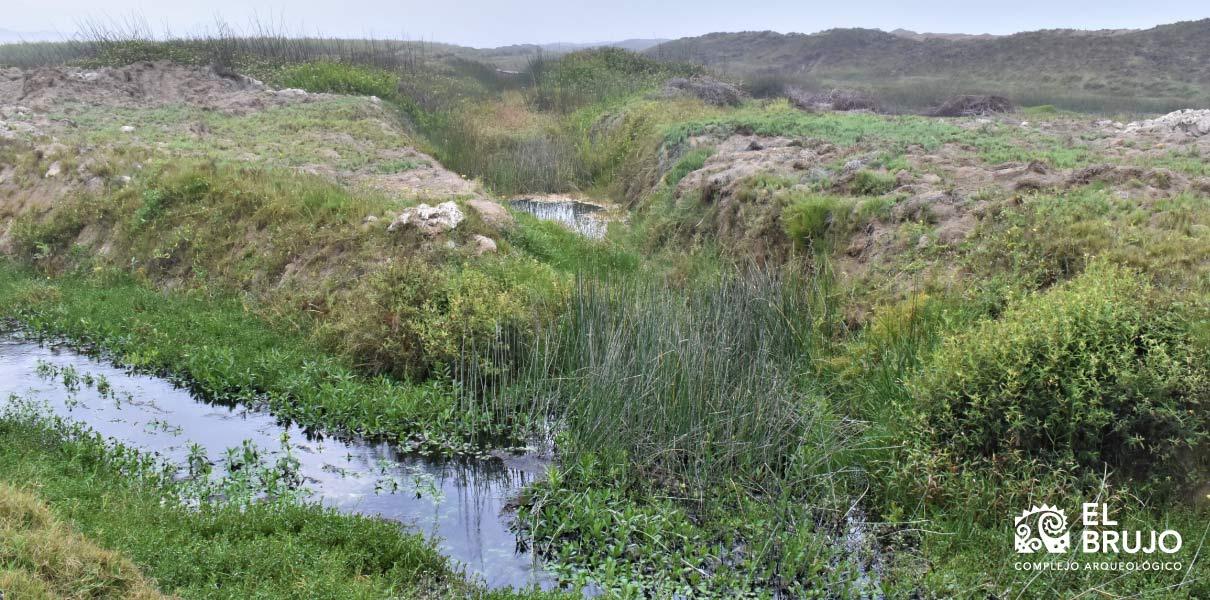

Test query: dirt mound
[1123,109,1210,137]
[788,88,878,112]
[661,77,745,107]
[929,95,1013,117]
[358,147,483,200]
[0,61,313,113]
[666,134,842,262]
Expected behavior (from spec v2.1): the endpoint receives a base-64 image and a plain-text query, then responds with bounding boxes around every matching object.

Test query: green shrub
[318,258,533,380]
[1022,104,1059,115]
[914,262,1209,491]
[850,170,896,195]
[275,61,400,99]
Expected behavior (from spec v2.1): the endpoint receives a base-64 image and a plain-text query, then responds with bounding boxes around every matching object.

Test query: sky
[4,0,1209,47]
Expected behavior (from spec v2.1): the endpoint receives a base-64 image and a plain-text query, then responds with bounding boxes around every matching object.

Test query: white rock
[471,234,498,255]
[387,201,465,236]
[44,161,61,178]
[1122,109,1210,137]
[120,125,135,133]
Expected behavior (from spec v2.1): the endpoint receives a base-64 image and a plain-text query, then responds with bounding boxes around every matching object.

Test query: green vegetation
[916,263,1208,492]
[45,97,409,171]
[275,61,400,98]
[0,483,166,600]
[850,170,895,195]
[526,48,700,113]
[0,412,560,599]
[4,154,621,381]
[505,271,867,597]
[0,264,488,451]
[782,194,856,247]
[1,29,1208,599]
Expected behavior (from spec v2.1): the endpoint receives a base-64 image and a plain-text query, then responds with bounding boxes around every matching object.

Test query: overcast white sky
[4,0,1209,47]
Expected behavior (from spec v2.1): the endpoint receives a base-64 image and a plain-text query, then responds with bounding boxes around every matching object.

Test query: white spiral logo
[1014,505,1070,554]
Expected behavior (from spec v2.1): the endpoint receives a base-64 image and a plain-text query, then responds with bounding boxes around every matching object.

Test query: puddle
[509,198,608,239]
[0,335,553,591]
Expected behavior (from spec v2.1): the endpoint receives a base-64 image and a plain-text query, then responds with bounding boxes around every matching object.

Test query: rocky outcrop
[0,61,296,114]
[465,199,514,229]
[929,95,1013,117]
[1123,109,1210,138]
[788,88,878,112]
[387,201,465,236]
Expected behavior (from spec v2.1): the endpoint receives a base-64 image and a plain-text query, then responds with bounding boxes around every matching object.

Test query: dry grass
[0,483,168,599]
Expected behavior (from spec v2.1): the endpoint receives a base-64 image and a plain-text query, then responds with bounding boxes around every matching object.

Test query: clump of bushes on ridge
[913,262,1209,495]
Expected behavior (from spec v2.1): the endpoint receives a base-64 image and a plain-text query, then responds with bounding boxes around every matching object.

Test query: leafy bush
[319,258,533,380]
[913,263,1209,490]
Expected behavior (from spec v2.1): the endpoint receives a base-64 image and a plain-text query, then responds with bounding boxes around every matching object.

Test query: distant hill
[536,39,669,53]
[647,20,1210,111]
[473,38,669,68]
[886,29,1000,41]
[0,28,68,43]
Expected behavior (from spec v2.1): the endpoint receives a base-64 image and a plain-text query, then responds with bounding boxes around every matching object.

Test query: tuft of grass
[849,170,896,195]
[0,483,167,600]
[782,194,855,247]
[528,270,843,488]
[498,268,870,596]
[663,147,714,186]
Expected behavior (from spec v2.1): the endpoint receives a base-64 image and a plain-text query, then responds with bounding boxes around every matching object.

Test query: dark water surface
[0,335,553,591]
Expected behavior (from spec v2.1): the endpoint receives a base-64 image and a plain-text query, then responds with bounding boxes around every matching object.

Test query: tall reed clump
[500,268,851,496]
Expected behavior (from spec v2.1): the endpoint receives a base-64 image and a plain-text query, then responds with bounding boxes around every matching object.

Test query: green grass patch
[663,147,714,186]
[273,61,400,98]
[0,263,500,452]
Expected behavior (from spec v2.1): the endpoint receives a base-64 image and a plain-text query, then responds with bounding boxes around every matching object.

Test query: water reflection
[0,335,552,590]
[509,198,608,239]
